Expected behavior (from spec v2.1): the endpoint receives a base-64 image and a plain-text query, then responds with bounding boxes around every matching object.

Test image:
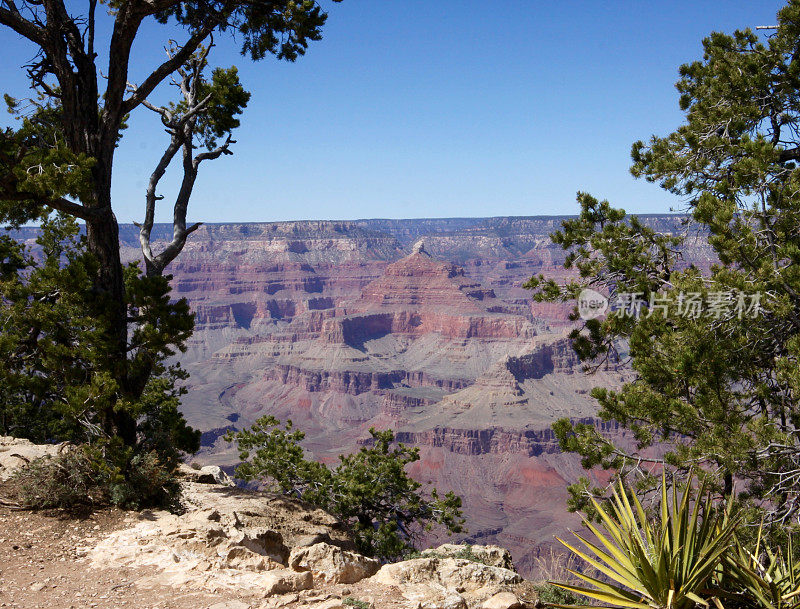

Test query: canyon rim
[13,214,710,577]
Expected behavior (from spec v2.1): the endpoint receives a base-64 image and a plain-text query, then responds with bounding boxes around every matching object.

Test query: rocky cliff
[0,437,536,609]
[11,215,709,578]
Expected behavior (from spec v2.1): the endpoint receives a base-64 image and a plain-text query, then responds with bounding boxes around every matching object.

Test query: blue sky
[0,1,787,223]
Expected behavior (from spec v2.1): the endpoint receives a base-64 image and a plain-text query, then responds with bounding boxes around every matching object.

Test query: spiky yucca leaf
[549,472,738,609]
[724,525,800,609]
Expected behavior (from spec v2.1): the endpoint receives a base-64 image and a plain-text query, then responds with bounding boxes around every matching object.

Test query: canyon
[14,214,713,576]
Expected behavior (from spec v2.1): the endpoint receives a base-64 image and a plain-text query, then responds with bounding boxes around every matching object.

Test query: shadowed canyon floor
[13,215,713,576]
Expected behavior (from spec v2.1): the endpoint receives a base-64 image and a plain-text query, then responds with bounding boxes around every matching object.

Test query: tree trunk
[85,152,137,446]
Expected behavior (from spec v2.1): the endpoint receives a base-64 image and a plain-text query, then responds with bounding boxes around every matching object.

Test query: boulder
[234,527,289,564]
[371,555,522,607]
[288,542,380,584]
[482,592,523,609]
[292,532,333,549]
[262,569,314,596]
[178,463,234,486]
[222,546,281,572]
[0,436,68,481]
[399,582,467,609]
[422,544,515,570]
[373,556,521,593]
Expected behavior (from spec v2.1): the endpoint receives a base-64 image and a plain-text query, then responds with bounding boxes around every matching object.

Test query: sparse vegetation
[534,583,580,608]
[406,544,491,565]
[11,443,179,511]
[226,416,465,560]
[532,546,596,606]
[343,598,371,609]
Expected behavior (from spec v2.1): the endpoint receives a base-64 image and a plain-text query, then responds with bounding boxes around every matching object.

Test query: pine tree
[0,213,199,467]
[228,418,465,560]
[0,0,339,444]
[527,1,800,526]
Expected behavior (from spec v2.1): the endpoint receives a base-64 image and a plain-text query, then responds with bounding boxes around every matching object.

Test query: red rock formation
[101,216,713,577]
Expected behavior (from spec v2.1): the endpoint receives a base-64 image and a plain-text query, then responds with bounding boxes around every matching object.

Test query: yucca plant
[549,472,739,609]
[723,524,800,609]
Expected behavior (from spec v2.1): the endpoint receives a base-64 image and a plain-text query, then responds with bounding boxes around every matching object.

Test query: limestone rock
[421,544,515,570]
[262,569,313,596]
[482,592,523,609]
[223,546,281,572]
[179,463,235,486]
[208,602,251,609]
[260,592,300,608]
[88,480,352,596]
[0,436,69,481]
[371,555,522,607]
[400,582,467,609]
[373,556,521,592]
[288,542,380,584]
[234,527,289,564]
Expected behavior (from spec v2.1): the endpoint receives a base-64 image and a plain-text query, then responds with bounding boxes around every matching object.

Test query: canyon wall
[13,215,711,577]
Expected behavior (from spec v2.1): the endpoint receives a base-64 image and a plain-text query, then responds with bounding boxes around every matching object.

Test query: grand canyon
[14,214,711,576]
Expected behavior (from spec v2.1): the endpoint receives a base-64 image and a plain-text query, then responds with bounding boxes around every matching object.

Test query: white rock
[87,481,354,596]
[482,592,523,609]
[372,557,521,593]
[400,582,467,609]
[178,463,235,486]
[222,546,281,572]
[262,569,314,596]
[289,542,380,584]
[208,601,250,609]
[0,436,69,480]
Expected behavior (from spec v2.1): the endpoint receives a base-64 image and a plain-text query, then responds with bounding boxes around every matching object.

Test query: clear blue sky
[0,1,787,223]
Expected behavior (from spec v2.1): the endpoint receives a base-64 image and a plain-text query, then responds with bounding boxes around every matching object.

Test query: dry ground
[0,503,247,609]
[0,503,429,609]
[0,472,540,609]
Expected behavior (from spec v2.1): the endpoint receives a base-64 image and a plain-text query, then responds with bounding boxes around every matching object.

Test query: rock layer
[10,215,710,578]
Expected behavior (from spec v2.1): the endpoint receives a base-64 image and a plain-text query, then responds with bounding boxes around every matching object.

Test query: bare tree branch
[0,190,96,220]
[121,24,216,115]
[194,135,234,166]
[135,50,238,276]
[138,135,181,269]
[0,2,45,44]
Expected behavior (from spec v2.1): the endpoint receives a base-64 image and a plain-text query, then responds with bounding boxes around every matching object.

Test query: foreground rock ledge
[88,477,533,607]
[1,436,535,608]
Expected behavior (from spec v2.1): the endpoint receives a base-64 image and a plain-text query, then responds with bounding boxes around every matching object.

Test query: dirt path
[0,506,247,609]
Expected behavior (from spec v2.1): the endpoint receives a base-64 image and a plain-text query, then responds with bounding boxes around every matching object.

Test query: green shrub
[551,471,739,609]
[723,527,800,609]
[409,544,491,565]
[449,544,488,564]
[227,418,464,560]
[343,598,370,609]
[12,441,180,510]
[534,583,580,607]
